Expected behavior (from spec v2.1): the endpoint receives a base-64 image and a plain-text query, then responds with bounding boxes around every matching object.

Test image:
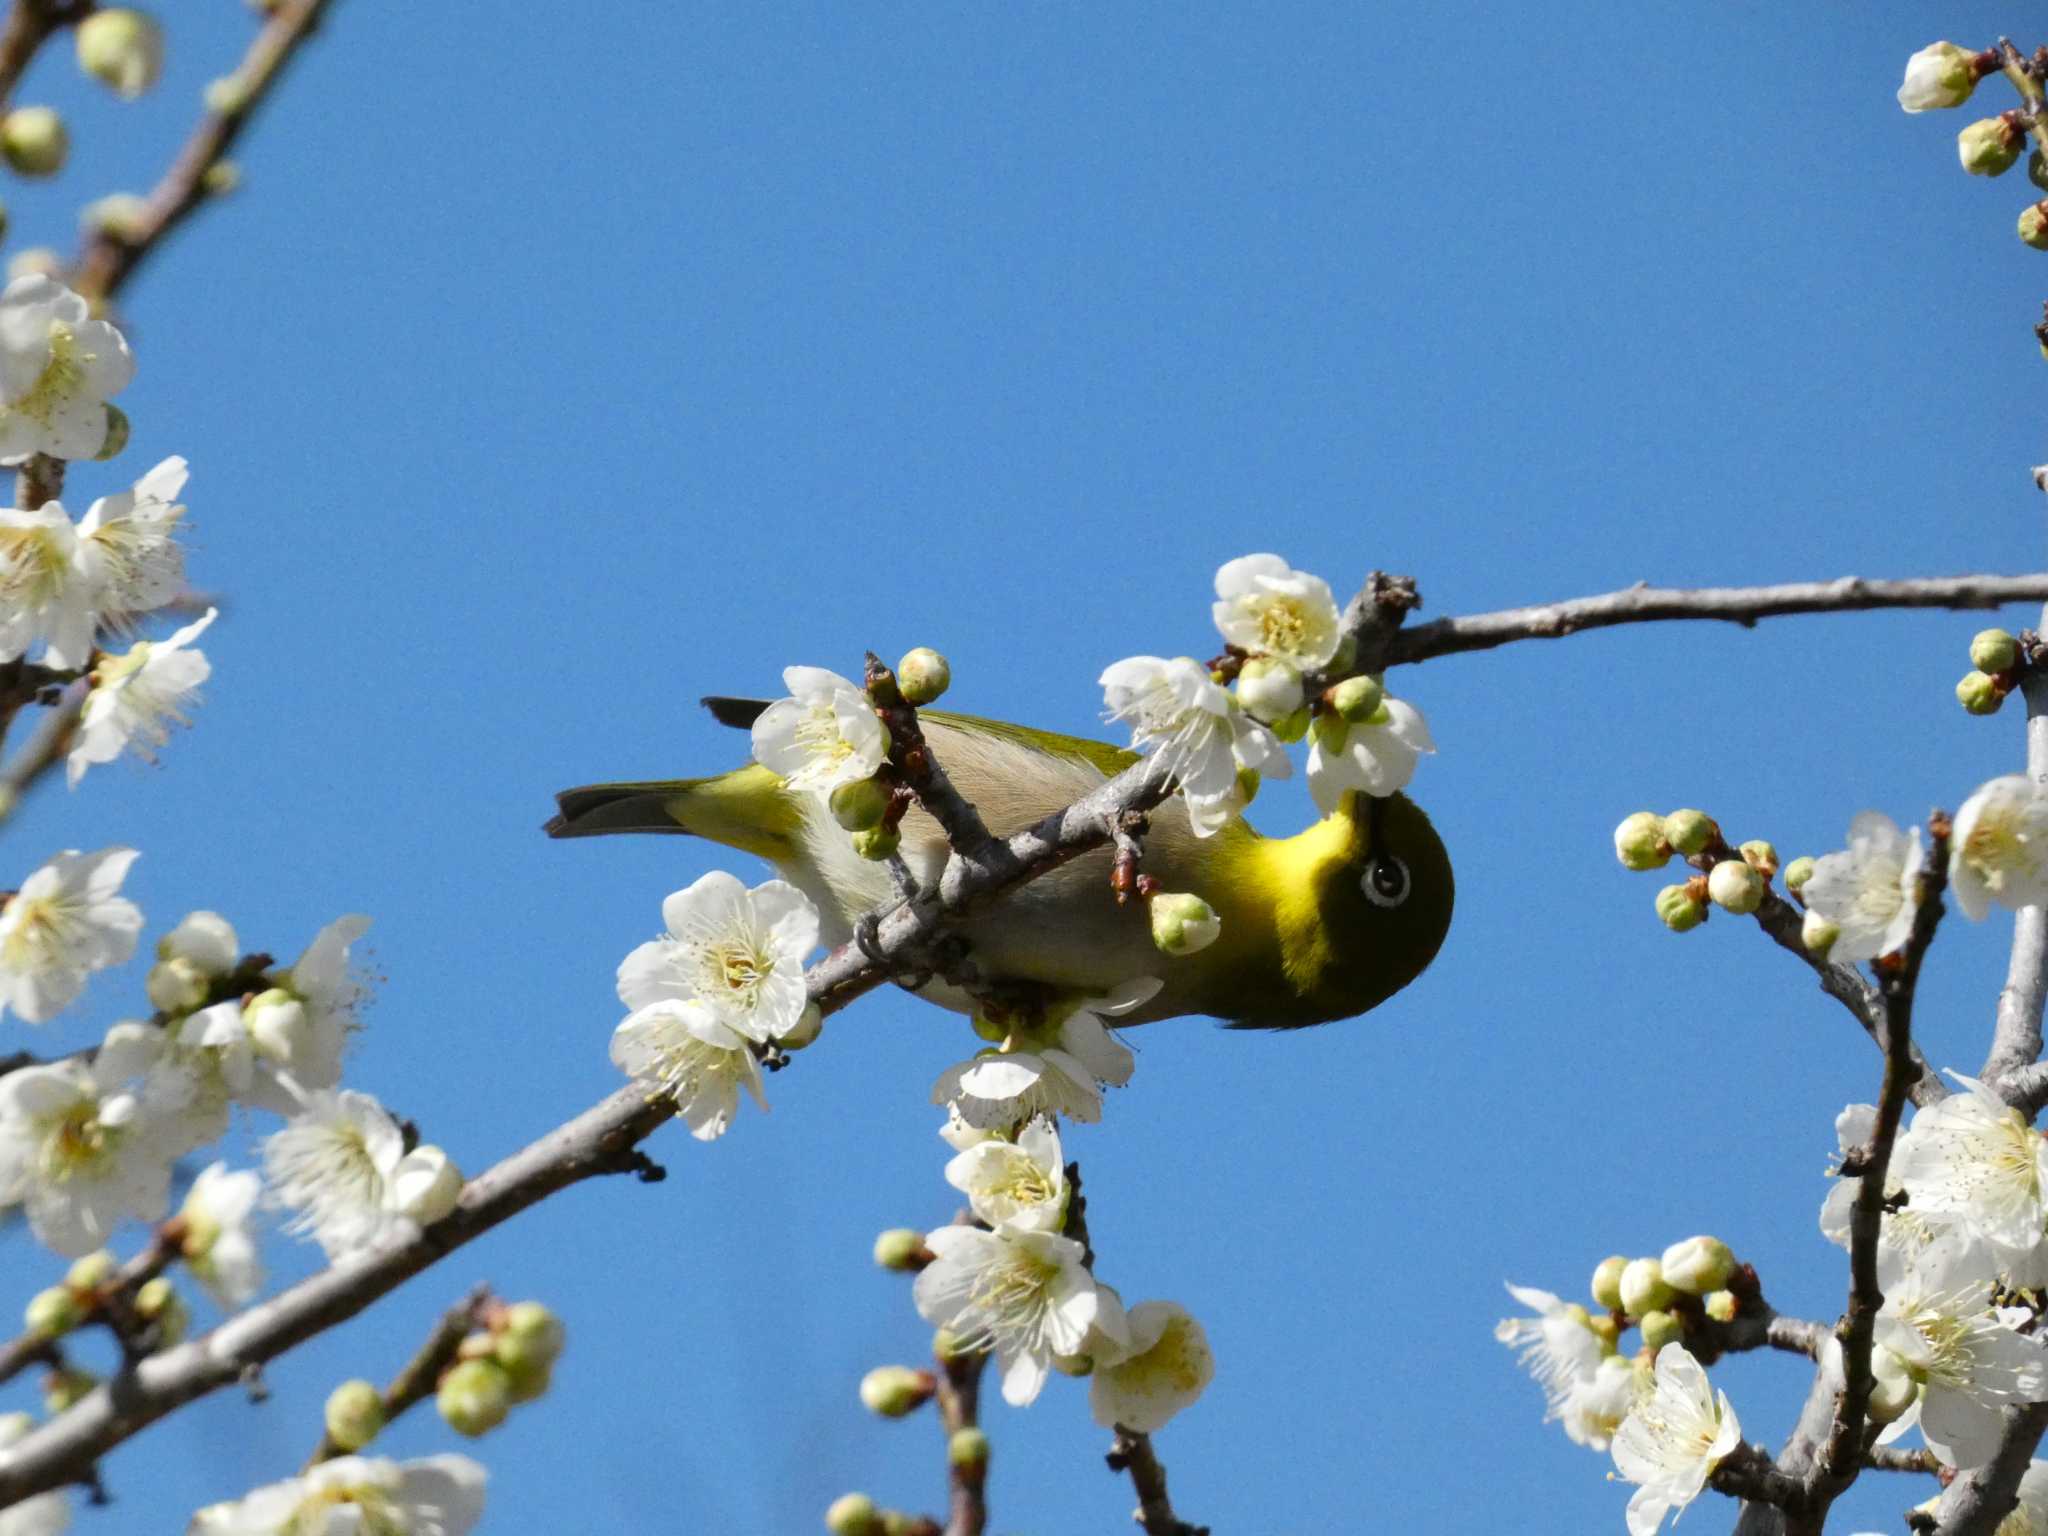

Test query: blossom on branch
[1088,1300,1214,1432]
[610,998,765,1141]
[1798,812,1923,963]
[944,1115,1068,1232]
[1306,690,1434,807]
[66,607,215,787]
[0,274,133,464]
[1211,553,1343,670]
[1891,1073,2048,1257]
[0,502,94,666]
[750,666,888,796]
[179,1160,265,1310]
[75,454,189,630]
[1495,1283,1608,1423]
[912,1224,1116,1406]
[1949,775,2048,921]
[1610,1344,1741,1536]
[264,1087,463,1260]
[1101,654,1284,836]
[617,871,818,1045]
[187,1453,486,1536]
[931,979,1154,1130]
[0,845,143,1022]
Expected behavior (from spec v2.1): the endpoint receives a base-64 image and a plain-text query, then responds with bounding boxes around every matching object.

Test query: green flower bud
[1739,840,1778,878]
[1618,1257,1673,1317]
[1703,1289,1740,1324]
[873,1228,930,1272]
[146,955,208,1014]
[1662,808,1717,856]
[948,1427,990,1472]
[1868,1348,1919,1426]
[1802,909,1840,956]
[24,1286,81,1339]
[93,403,129,461]
[1310,711,1349,755]
[776,1001,823,1050]
[0,107,66,176]
[1586,1313,1621,1350]
[851,824,900,861]
[1638,1309,1686,1352]
[65,1251,114,1293]
[825,1493,882,1536]
[437,1357,513,1437]
[1329,674,1384,724]
[2032,146,2048,193]
[1654,884,1706,933]
[1233,764,1261,808]
[204,74,250,116]
[323,1379,386,1452]
[878,1513,928,1536]
[1900,42,1982,111]
[134,1276,186,1344]
[1235,656,1305,721]
[829,777,891,831]
[504,1358,552,1404]
[1268,705,1311,743]
[1783,856,1816,895]
[43,1365,97,1415]
[201,159,240,198]
[859,1365,935,1418]
[1613,812,1670,872]
[76,10,164,100]
[2022,203,2048,250]
[1959,116,2024,176]
[1660,1235,1737,1295]
[896,648,950,706]
[1149,891,1221,957]
[497,1301,565,1372]
[1973,628,2021,673]
[81,192,148,244]
[1958,670,2004,716]
[1590,1255,1629,1312]
[1707,859,1764,916]
[931,1328,972,1362]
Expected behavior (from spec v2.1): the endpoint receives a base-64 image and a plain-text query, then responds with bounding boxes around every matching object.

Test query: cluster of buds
[1613,810,1779,932]
[432,1301,565,1439]
[1955,626,2034,716]
[832,648,952,863]
[24,1246,187,1351]
[1587,1238,1757,1360]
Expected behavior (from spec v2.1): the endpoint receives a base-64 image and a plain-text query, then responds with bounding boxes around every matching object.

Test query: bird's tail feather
[545,764,799,858]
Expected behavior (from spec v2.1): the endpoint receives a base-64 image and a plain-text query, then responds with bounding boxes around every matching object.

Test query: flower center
[792,700,854,766]
[1911,1310,1977,1387]
[0,523,69,609]
[286,1484,406,1536]
[39,1099,115,1183]
[13,324,86,426]
[699,940,770,1010]
[2,893,80,973]
[965,1249,1059,1349]
[1255,598,1310,654]
[989,1158,1056,1210]
[1965,817,2029,884]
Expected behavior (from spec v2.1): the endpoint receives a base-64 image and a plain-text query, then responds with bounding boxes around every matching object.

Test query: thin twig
[1933,1403,2048,1535]
[1106,1430,1206,1536]
[70,0,339,304]
[932,1330,988,1536]
[1865,1446,1944,1475]
[865,652,998,860]
[302,1284,490,1468]
[0,0,86,115]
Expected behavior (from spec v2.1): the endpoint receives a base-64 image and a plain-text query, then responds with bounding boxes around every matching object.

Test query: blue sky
[6,3,2048,1532]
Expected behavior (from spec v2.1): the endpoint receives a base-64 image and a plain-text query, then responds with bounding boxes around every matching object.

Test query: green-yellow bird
[546,699,1452,1029]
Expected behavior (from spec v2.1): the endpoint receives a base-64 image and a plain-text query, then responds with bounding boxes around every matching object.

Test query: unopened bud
[1149,891,1221,957]
[776,1002,823,1050]
[94,403,129,461]
[81,192,148,244]
[1618,1257,1673,1317]
[2022,203,2048,250]
[1739,840,1778,878]
[390,1144,462,1226]
[244,987,311,1064]
[0,107,66,176]
[1660,1236,1737,1295]
[859,1365,935,1418]
[829,777,891,832]
[896,648,950,706]
[851,824,899,861]
[2033,146,2048,193]
[1703,1290,1740,1324]
[1586,1314,1620,1349]
[873,1228,929,1271]
[1783,856,1816,895]
[826,1494,882,1536]
[65,1251,114,1293]
[1613,812,1670,872]
[204,74,249,116]
[1707,859,1764,916]
[948,1427,990,1472]
[1638,1309,1685,1352]
[1662,808,1717,856]
[1590,1255,1629,1312]
[1958,670,2005,715]
[1899,42,1982,112]
[1802,909,1840,955]
[146,955,208,1014]
[1236,657,1304,722]
[76,11,163,100]
[1654,883,1706,933]
[200,160,240,198]
[1972,628,2021,673]
[1329,674,1385,724]
[323,1379,386,1452]
[134,1276,186,1344]
[24,1286,81,1339]
[1959,115,2024,176]
[437,1357,512,1437]
[43,1365,96,1415]
[1868,1347,1920,1426]
[497,1302,565,1373]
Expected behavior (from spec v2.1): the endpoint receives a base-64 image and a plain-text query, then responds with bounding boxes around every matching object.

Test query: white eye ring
[1362,856,1410,909]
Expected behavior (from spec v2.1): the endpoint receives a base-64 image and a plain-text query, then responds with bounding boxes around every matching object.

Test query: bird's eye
[1362,856,1410,909]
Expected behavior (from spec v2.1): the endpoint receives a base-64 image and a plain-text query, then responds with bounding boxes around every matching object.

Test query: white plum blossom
[263,1088,463,1259]
[944,1116,1068,1232]
[74,454,187,629]
[0,845,142,1023]
[1495,1283,1606,1421]
[1101,655,1285,835]
[913,1224,1115,1406]
[1211,554,1343,670]
[1800,812,1925,964]
[1559,1355,1640,1453]
[0,504,93,666]
[230,915,373,1099]
[937,1101,995,1151]
[1306,692,1434,809]
[1875,1244,2048,1469]
[178,1160,264,1309]
[1892,1073,2048,1255]
[1610,1344,1742,1536]
[749,665,888,795]
[0,1029,174,1255]
[1950,776,2048,922]
[186,1453,486,1536]
[931,978,1155,1130]
[0,1412,68,1536]
[0,276,133,463]
[1821,1103,1953,1262]
[610,997,766,1141]
[1088,1300,1214,1432]
[66,607,214,787]
[616,871,817,1045]
[1898,42,1980,113]
[160,909,237,976]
